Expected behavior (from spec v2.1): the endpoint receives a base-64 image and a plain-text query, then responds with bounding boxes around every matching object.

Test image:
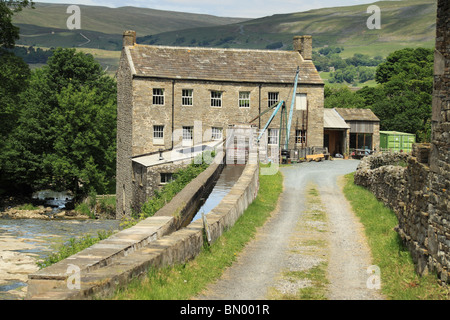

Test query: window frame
[268,92,279,108]
[239,91,250,108]
[268,128,279,146]
[182,89,193,106]
[152,88,165,106]
[211,127,223,141]
[210,91,223,108]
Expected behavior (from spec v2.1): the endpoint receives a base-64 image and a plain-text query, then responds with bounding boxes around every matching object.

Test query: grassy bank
[343,173,450,300]
[112,166,283,300]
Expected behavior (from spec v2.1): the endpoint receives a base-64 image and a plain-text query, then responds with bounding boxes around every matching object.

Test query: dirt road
[197,160,384,300]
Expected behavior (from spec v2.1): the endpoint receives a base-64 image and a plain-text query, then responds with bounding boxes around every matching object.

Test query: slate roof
[125,44,324,85]
[335,108,380,122]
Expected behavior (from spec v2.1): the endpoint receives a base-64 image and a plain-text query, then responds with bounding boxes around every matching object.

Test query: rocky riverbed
[0,212,120,300]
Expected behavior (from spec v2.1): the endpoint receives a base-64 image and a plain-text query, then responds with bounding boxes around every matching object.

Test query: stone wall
[354,146,449,282]
[27,163,259,300]
[116,48,134,218]
[354,0,450,284]
[131,77,324,155]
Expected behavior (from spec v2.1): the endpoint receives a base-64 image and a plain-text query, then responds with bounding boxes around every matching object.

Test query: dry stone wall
[355,146,449,283]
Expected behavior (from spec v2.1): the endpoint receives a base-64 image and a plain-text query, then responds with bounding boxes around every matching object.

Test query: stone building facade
[355,0,450,284]
[116,32,324,217]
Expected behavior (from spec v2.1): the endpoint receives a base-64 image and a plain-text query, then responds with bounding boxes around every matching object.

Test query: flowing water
[0,165,244,299]
[191,165,245,223]
[0,218,120,300]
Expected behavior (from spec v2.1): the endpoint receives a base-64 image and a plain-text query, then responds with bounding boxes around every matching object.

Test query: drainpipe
[258,84,262,129]
[172,80,175,149]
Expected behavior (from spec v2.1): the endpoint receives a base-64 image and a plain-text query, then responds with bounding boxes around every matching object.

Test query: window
[211,91,222,107]
[295,129,306,144]
[160,173,174,184]
[268,129,279,145]
[182,126,193,141]
[268,92,279,108]
[350,133,373,150]
[153,125,164,139]
[239,92,250,108]
[296,93,307,111]
[153,125,164,145]
[212,127,223,141]
[182,89,193,106]
[153,88,164,105]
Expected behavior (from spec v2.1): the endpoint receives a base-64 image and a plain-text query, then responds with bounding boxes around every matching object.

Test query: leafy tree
[0,0,34,49]
[2,48,117,197]
[324,85,365,109]
[375,48,433,84]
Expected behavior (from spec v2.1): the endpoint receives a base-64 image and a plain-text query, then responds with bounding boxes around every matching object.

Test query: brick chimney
[293,35,312,60]
[123,30,136,47]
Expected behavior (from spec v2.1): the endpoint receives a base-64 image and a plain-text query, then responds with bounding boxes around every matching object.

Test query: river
[0,218,120,300]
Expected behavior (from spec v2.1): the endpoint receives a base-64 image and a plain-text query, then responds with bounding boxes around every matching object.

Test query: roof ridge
[134,43,296,55]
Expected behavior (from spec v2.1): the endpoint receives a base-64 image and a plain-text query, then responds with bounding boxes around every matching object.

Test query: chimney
[293,35,312,60]
[123,30,136,47]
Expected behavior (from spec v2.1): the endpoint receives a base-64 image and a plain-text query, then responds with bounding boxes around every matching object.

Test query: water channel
[191,165,245,223]
[0,165,244,300]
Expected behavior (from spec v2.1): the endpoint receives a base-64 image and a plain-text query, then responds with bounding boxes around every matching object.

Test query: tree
[3,48,117,197]
[324,86,365,109]
[0,1,34,49]
[375,48,433,84]
[367,48,433,141]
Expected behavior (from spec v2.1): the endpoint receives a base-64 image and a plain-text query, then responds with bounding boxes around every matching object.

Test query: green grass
[37,230,115,269]
[343,172,450,300]
[112,166,283,300]
[16,203,40,210]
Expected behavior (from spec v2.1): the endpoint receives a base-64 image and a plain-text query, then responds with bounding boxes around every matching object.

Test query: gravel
[197,160,385,300]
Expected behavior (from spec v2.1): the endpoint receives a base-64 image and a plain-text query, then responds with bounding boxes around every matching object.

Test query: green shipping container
[380,131,416,152]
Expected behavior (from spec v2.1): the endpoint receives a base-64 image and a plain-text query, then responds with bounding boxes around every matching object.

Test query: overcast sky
[35,0,385,18]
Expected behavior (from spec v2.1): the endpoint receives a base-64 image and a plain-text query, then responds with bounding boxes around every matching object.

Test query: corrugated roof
[335,108,380,122]
[324,108,350,129]
[125,44,324,85]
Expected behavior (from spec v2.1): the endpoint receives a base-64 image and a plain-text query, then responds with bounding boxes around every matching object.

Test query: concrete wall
[26,163,259,300]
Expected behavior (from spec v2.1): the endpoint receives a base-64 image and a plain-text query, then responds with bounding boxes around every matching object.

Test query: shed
[380,131,416,153]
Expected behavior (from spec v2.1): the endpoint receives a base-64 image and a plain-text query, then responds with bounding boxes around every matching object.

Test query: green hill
[12,0,436,72]
[140,0,436,56]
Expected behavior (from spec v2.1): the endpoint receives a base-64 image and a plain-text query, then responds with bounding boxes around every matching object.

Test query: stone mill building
[116,31,325,217]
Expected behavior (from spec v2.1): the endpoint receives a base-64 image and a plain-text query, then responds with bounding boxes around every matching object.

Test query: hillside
[12,0,436,72]
[13,3,248,51]
[140,0,436,56]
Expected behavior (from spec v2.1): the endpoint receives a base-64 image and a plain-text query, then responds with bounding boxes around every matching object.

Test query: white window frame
[211,127,223,141]
[295,129,307,144]
[153,88,165,105]
[268,128,279,145]
[182,126,193,146]
[239,91,250,108]
[296,93,307,111]
[160,173,174,185]
[211,91,222,108]
[268,92,279,108]
[182,89,193,106]
[153,125,164,145]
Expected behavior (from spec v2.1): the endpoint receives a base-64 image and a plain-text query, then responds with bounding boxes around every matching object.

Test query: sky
[34,0,385,18]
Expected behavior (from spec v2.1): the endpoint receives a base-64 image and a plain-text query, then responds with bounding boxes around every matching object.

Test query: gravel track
[197,160,385,300]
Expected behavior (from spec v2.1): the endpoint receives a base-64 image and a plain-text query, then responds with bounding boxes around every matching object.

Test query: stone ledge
[26,164,259,299]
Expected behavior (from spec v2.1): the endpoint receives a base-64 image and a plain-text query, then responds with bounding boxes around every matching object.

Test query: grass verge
[112,166,283,300]
[343,172,450,300]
